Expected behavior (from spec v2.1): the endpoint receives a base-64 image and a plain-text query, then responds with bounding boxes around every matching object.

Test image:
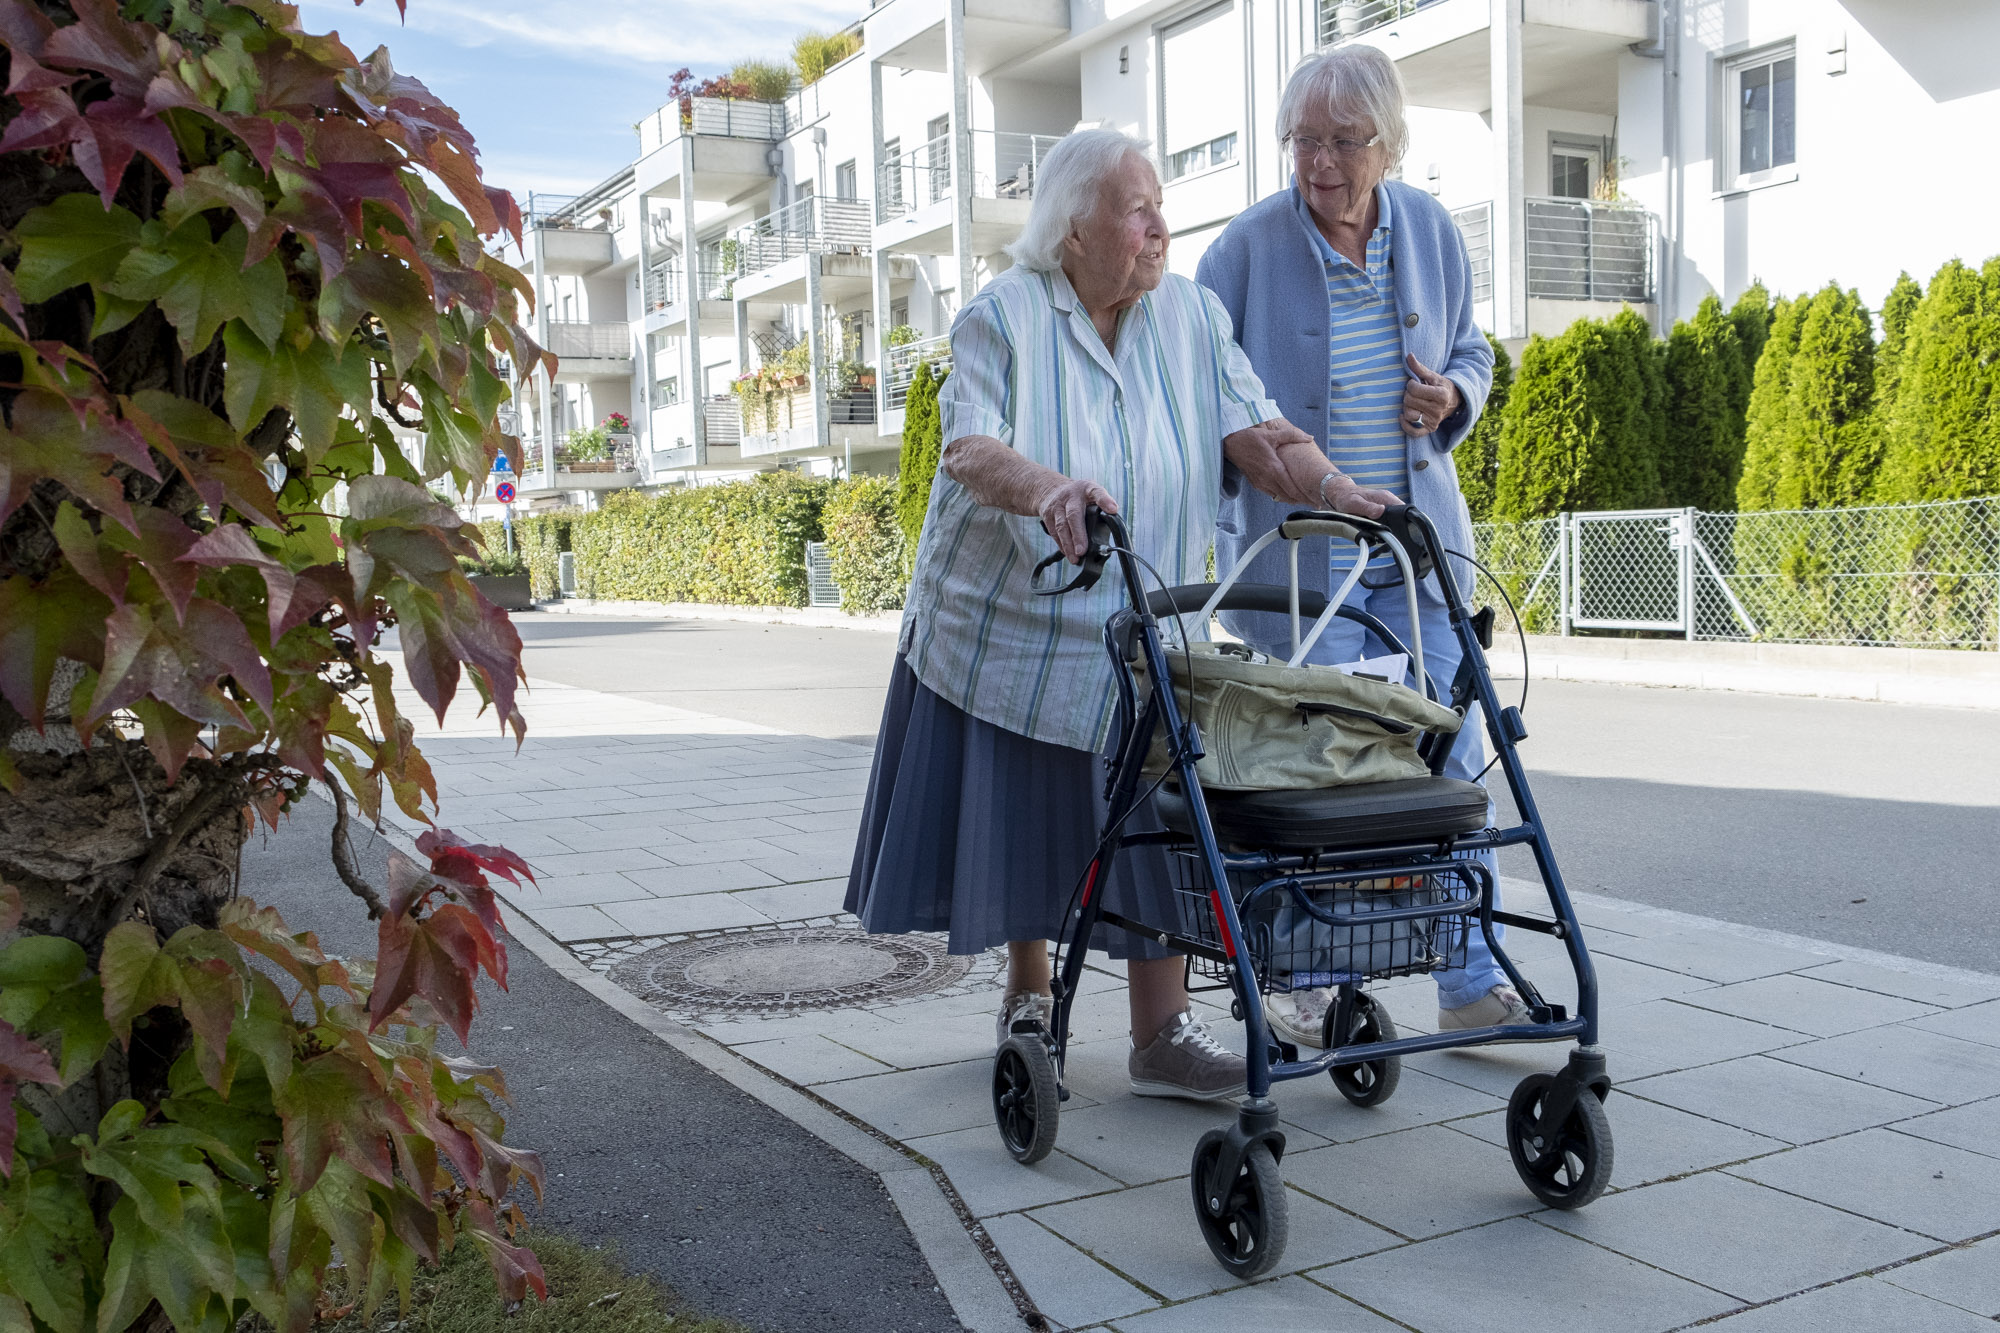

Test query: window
[889,296,908,331]
[882,136,903,211]
[1159,3,1241,184]
[1549,141,1601,199]
[1728,46,1796,185]
[926,115,951,203]
[836,159,858,200]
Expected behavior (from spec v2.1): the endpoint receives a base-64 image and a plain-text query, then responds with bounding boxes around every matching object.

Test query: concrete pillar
[1658,0,1682,331]
[1490,0,1527,340]
[806,252,829,454]
[531,221,555,491]
[679,135,705,463]
[946,0,975,303]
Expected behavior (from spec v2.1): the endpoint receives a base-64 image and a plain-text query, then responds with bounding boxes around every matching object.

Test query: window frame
[1718,40,1799,194]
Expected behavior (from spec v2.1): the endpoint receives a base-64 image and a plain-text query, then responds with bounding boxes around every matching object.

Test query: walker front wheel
[1189,1130,1289,1279]
[1326,991,1402,1108]
[993,1035,1060,1164]
[1506,1072,1613,1208]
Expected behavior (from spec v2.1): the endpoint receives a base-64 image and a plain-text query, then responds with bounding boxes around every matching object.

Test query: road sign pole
[503,504,514,555]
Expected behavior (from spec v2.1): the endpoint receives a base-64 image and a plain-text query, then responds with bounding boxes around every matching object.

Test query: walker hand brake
[1034,506,1114,595]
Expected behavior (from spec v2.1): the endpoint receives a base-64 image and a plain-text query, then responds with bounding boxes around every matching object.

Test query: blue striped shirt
[1296,186,1408,572]
[899,265,1278,751]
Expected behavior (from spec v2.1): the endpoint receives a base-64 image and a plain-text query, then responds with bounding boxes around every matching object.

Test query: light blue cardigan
[1196,181,1494,642]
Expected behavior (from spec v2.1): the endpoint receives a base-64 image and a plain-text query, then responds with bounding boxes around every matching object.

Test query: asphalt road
[240,794,961,1333]
[508,612,2000,974]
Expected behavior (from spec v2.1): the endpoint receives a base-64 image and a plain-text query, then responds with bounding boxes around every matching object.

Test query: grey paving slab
[547,823,692,853]
[773,810,866,834]
[1910,998,2000,1048]
[1274,1068,1505,1144]
[654,837,793,866]
[980,1213,1160,1330]
[1671,972,1942,1037]
[1312,1217,1741,1333]
[1697,1276,1994,1332]
[789,793,868,814]
[1453,1088,1785,1186]
[1537,1171,1930,1302]
[673,801,813,823]
[1283,1124,1530,1240]
[1030,1178,1399,1303]
[596,892,772,935]
[1878,1235,2000,1317]
[744,851,858,884]
[1796,959,2000,1010]
[1406,1040,1571,1100]
[672,815,805,843]
[757,828,858,857]
[1591,929,1829,984]
[512,872,658,909]
[1766,1024,2000,1105]
[1598,998,1809,1079]
[818,1059,1035,1140]
[575,809,693,832]
[1540,951,1727,1011]
[517,903,622,942]
[729,1034,895,1085]
[833,1006,1001,1071]
[1888,1096,2000,1159]
[1110,1275,1402,1333]
[727,879,849,923]
[1048,1096,1270,1188]
[620,861,782,896]
[906,1126,1122,1217]
[1624,1054,1941,1145]
[1729,1128,2000,1242]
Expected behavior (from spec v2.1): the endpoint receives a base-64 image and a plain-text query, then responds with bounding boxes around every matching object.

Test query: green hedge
[564,472,834,606]
[823,474,907,611]
[479,513,572,600]
[1456,333,1510,521]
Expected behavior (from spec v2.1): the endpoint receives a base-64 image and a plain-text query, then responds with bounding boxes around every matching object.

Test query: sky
[294,0,857,202]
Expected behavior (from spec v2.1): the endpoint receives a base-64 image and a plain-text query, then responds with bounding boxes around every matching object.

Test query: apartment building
[492,0,2000,511]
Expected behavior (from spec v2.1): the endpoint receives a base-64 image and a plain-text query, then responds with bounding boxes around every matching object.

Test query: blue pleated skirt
[845,655,1178,960]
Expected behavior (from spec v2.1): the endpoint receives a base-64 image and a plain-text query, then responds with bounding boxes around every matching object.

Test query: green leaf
[10,195,144,303]
[0,1162,99,1332]
[80,1106,223,1233]
[99,921,180,1046]
[97,1191,237,1333]
[223,320,369,453]
[0,571,112,729]
[276,1053,397,1191]
[108,218,285,356]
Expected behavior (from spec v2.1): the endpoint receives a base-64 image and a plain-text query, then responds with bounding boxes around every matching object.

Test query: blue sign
[493,452,513,474]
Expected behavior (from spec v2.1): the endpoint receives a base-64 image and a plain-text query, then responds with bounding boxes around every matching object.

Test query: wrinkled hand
[1321,473,1401,520]
[1401,354,1461,436]
[1224,417,1328,506]
[1038,477,1119,562]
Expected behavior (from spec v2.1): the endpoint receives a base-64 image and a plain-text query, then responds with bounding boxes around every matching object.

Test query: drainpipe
[806,252,829,459]
[1660,0,1681,328]
[869,57,893,435]
[532,220,554,492]
[1242,0,1258,207]
[680,134,704,464]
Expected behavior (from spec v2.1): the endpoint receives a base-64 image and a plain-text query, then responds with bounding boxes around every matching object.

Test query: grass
[288,1230,752,1333]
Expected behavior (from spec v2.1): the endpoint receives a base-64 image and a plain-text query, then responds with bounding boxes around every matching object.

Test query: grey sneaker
[1264,987,1334,1049]
[996,991,1055,1049]
[1129,1011,1246,1103]
[1437,984,1534,1033]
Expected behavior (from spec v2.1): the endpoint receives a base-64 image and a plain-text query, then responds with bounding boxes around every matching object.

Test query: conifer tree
[1773,285,1879,508]
[1870,270,1925,494]
[895,362,951,546]
[1663,295,1751,508]
[1494,317,1654,519]
[1879,258,2000,501]
[1609,307,1667,507]
[1455,333,1511,520]
[1737,292,1808,509]
[1729,281,1773,371]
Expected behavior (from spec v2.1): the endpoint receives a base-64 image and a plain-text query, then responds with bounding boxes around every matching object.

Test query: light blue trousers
[1243,574,1510,1010]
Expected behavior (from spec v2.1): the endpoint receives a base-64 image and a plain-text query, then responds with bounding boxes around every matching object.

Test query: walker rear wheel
[1189,1130,1289,1279]
[1506,1072,1613,1208]
[993,1035,1060,1164]
[1326,991,1402,1108]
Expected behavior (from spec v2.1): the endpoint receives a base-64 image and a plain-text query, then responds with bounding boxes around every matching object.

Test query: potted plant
[886,323,922,348]
[461,550,535,610]
[561,424,615,471]
[601,411,633,435]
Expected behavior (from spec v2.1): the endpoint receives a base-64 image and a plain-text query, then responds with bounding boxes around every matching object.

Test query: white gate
[1563,508,1758,637]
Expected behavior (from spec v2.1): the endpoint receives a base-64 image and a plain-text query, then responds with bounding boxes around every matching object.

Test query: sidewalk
[387,675,2000,1333]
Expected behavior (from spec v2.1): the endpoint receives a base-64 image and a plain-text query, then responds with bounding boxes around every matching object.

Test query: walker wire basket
[1170,849,1479,991]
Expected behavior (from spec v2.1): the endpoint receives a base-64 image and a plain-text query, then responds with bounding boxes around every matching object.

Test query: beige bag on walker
[1133,515,1464,792]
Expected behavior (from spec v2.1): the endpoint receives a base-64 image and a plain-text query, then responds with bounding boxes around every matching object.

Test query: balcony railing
[828,391,878,425]
[1524,197,1656,302]
[1449,198,1658,306]
[543,321,631,359]
[731,197,873,276]
[877,131,1067,223]
[637,95,788,156]
[644,258,731,312]
[883,334,952,410]
[1317,0,1443,46]
[703,395,742,448]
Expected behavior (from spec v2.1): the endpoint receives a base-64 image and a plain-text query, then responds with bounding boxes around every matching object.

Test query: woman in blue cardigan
[1195,44,1531,1047]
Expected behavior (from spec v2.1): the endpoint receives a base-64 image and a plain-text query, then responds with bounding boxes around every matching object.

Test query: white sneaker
[1437,984,1533,1032]
[1264,988,1334,1049]
[996,991,1055,1048]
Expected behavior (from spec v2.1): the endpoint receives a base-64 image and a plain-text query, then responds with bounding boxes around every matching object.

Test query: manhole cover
[612,926,973,1014]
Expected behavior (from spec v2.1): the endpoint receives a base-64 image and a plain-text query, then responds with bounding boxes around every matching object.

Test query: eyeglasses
[1288,134,1380,163]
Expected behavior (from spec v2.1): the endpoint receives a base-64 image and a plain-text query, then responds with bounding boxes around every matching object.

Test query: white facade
[481,0,1999,513]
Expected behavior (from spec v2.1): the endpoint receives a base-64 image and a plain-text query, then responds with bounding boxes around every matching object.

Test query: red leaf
[0,1018,61,1177]
[124,390,285,529]
[275,1052,403,1190]
[0,264,23,334]
[418,828,533,888]
[104,506,199,623]
[86,598,272,735]
[73,95,185,205]
[369,899,497,1045]
[40,0,165,98]
[466,1200,547,1305]
[50,498,128,605]
[181,524,298,639]
[0,388,139,533]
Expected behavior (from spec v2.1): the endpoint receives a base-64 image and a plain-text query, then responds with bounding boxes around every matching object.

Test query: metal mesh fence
[1472,497,2000,649]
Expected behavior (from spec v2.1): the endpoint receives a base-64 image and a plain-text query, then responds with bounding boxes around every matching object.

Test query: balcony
[876,130,1064,256]
[512,437,642,492]
[727,197,878,308]
[633,96,787,203]
[1453,196,1658,333]
[740,379,882,460]
[867,0,1069,77]
[544,321,633,380]
[883,334,952,410]
[643,256,733,332]
[1318,0,1655,117]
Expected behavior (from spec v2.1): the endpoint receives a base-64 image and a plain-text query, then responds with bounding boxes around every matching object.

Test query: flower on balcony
[601,412,632,434]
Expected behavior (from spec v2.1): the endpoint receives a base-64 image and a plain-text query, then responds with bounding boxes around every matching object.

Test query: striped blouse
[1296,185,1409,572]
[899,264,1278,752]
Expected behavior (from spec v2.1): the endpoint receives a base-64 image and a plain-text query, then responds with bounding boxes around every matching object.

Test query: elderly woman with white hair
[1195,46,1530,1048]
[845,129,1393,1102]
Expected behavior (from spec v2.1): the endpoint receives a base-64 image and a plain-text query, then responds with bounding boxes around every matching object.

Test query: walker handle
[1033,506,1116,595]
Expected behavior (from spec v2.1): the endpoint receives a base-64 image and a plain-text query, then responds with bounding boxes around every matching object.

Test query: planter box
[562,460,617,473]
[468,573,534,611]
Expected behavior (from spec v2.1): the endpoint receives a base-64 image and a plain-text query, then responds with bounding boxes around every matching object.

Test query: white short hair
[1276,46,1410,168]
[1005,128,1153,273]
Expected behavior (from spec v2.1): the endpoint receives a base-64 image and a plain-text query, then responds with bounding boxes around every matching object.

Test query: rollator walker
[989,504,1614,1278]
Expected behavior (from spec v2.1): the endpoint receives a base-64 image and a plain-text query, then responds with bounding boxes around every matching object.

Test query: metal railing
[827,391,878,426]
[883,334,952,409]
[1317,0,1442,46]
[1525,196,1656,303]
[703,396,742,448]
[730,197,873,276]
[637,95,788,156]
[523,192,610,231]
[543,322,631,359]
[877,130,1066,223]
[1451,202,1493,307]
[645,257,730,311]
[1470,498,2000,648]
